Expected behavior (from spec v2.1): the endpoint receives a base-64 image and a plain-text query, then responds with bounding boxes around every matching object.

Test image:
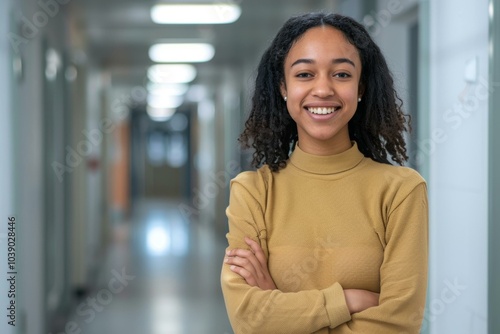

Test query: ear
[280,81,287,99]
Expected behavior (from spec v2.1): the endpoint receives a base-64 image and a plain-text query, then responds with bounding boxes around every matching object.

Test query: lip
[304,106,341,121]
[303,102,341,120]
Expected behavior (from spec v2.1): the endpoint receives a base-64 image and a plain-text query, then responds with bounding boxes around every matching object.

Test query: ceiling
[69,0,337,87]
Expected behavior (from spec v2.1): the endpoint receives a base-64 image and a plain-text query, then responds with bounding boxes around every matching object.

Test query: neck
[297,136,353,156]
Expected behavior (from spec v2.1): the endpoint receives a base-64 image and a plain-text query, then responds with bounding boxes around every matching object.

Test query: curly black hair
[239,12,410,172]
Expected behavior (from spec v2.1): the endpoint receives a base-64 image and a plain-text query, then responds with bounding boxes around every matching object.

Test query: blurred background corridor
[0,0,499,333]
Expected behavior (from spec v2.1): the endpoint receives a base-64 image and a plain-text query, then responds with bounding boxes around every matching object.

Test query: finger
[244,237,268,267]
[229,265,257,286]
[228,249,262,267]
[226,252,262,277]
[225,256,257,276]
[227,248,253,258]
[244,237,260,254]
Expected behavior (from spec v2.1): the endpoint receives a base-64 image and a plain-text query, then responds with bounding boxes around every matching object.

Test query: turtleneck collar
[288,141,365,175]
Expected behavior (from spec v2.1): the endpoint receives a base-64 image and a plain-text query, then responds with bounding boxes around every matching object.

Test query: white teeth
[308,107,338,115]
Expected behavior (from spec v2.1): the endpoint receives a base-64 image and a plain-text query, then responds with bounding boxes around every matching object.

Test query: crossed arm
[224,237,380,315]
[221,175,428,333]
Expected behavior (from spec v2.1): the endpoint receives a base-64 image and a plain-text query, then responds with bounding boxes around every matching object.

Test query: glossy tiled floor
[72,199,233,334]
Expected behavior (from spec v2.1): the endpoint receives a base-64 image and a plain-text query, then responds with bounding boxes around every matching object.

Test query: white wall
[373,0,489,332]
[15,0,46,331]
[427,0,489,332]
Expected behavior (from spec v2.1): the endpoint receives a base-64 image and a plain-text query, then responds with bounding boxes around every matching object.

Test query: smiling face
[281,26,363,155]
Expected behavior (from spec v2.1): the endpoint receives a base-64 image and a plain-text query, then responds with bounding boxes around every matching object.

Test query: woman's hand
[224,237,277,290]
[343,289,380,314]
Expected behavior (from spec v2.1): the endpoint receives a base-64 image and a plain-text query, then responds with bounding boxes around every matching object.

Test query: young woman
[221,12,428,334]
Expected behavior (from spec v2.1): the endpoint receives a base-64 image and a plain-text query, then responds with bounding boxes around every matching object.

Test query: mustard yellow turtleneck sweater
[221,142,428,334]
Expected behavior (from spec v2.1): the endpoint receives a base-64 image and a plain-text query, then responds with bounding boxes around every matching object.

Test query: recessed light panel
[147,64,197,84]
[149,43,215,63]
[151,4,241,24]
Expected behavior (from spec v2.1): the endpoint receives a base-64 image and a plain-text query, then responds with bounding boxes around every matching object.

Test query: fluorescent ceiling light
[147,64,196,84]
[151,4,241,24]
[147,83,189,96]
[149,115,172,122]
[147,106,177,122]
[149,43,214,63]
[148,94,184,109]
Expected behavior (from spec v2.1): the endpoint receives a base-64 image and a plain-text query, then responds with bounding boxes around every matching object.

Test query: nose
[312,74,334,98]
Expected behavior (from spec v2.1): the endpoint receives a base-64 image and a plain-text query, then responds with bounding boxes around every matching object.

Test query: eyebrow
[290,57,356,68]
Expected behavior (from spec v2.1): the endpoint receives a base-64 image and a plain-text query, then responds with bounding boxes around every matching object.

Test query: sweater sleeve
[330,182,429,334]
[221,171,351,334]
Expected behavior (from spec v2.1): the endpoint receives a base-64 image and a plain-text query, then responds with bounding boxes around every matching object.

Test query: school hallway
[65,199,232,334]
[1,0,499,334]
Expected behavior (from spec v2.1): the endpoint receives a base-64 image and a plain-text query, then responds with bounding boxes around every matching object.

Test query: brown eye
[335,72,351,78]
[296,72,313,78]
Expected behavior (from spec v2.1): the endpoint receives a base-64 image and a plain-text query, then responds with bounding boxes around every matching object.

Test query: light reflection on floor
[72,199,232,334]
